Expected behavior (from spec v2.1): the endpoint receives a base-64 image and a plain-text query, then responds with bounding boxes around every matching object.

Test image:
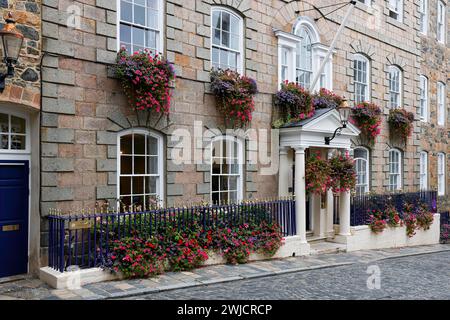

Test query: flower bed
[109,219,283,279]
[388,108,415,142]
[367,202,434,238]
[350,102,382,144]
[116,48,176,114]
[210,69,258,128]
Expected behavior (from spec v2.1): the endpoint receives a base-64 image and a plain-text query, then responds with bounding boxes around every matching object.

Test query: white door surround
[278,108,360,245]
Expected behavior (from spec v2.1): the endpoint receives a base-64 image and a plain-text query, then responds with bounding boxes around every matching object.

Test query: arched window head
[210,135,244,204]
[276,18,332,91]
[211,7,243,73]
[388,149,402,192]
[353,54,370,104]
[118,129,164,210]
[353,147,370,195]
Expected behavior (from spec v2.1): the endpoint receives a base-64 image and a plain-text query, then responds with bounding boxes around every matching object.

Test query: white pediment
[279,109,361,149]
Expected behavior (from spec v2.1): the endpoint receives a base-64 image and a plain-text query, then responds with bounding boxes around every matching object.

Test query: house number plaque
[2,224,20,232]
[69,220,92,230]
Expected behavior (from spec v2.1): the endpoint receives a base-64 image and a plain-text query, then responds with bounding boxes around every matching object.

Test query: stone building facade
[417,0,449,209]
[0,0,447,276]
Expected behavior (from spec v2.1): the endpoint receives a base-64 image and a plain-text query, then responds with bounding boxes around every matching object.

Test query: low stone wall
[333,214,441,251]
[40,236,310,289]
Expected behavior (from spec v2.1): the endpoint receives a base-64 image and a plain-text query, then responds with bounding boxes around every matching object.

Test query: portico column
[339,149,351,236]
[294,147,307,243]
[326,149,335,236]
[278,147,290,197]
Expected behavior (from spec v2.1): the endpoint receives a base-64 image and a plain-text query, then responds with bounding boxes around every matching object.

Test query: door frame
[0,106,32,276]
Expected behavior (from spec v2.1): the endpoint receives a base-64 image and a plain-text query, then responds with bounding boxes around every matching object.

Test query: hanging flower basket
[329,152,356,194]
[350,102,382,145]
[305,152,331,195]
[388,108,414,142]
[312,88,344,110]
[274,81,315,127]
[210,69,258,128]
[116,48,176,114]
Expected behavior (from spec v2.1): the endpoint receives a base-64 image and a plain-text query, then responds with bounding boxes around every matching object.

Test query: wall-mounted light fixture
[0,12,24,93]
[325,99,351,145]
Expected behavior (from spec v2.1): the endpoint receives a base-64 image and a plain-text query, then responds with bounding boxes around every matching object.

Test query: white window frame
[388,148,402,192]
[0,109,30,154]
[117,128,165,209]
[210,135,244,204]
[438,153,446,196]
[357,0,371,6]
[388,0,404,22]
[419,151,428,191]
[354,147,370,195]
[117,0,164,53]
[437,1,446,43]
[388,65,402,109]
[275,19,333,91]
[353,54,370,104]
[437,81,446,126]
[419,0,428,35]
[419,75,428,121]
[211,7,244,73]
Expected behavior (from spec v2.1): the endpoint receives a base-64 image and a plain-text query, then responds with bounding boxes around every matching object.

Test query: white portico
[278,107,360,251]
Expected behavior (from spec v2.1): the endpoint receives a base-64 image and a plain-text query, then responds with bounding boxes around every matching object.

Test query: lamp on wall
[324,98,351,145]
[0,12,24,93]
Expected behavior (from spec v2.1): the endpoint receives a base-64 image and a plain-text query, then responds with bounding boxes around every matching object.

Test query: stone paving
[0,244,449,300]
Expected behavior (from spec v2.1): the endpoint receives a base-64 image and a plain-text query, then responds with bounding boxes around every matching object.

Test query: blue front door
[0,160,29,278]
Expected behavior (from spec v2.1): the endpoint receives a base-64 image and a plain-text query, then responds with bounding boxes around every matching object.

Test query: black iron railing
[350,190,438,226]
[47,198,296,272]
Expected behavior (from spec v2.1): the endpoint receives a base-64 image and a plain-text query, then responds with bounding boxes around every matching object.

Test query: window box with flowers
[210,69,258,128]
[388,108,415,143]
[115,48,176,115]
[350,102,382,145]
[273,81,315,128]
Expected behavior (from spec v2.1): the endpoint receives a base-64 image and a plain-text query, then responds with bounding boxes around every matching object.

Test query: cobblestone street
[1,245,449,300]
[125,250,450,300]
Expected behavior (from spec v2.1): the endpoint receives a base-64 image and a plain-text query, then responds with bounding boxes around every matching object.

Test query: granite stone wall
[38,0,448,260]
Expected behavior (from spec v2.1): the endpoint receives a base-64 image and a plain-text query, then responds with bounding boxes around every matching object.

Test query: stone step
[310,242,347,255]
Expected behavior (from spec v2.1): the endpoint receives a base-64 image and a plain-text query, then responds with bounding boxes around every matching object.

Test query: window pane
[0,113,8,133]
[147,156,158,174]
[120,135,133,154]
[221,30,230,47]
[146,30,157,50]
[134,156,145,174]
[134,134,145,155]
[121,156,132,174]
[147,9,158,29]
[212,47,219,67]
[0,135,8,149]
[147,0,158,9]
[230,15,239,34]
[120,24,132,44]
[121,1,133,22]
[222,12,230,31]
[133,27,145,46]
[133,176,144,195]
[120,176,131,195]
[10,135,25,150]
[212,11,221,30]
[147,136,158,155]
[134,5,146,25]
[146,176,157,194]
